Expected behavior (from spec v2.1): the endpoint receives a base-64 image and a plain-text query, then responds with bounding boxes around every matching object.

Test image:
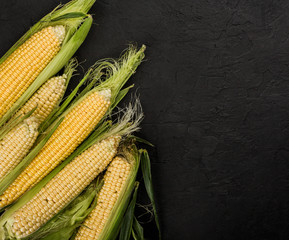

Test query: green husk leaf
[50,0,96,17]
[111,85,134,110]
[0,0,95,127]
[129,135,154,147]
[132,216,144,240]
[119,182,139,240]
[141,150,161,239]
[0,118,63,199]
[95,45,146,105]
[50,12,88,22]
[61,58,79,98]
[28,178,103,240]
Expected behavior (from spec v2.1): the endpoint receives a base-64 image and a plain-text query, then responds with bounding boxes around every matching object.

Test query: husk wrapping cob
[0,0,96,127]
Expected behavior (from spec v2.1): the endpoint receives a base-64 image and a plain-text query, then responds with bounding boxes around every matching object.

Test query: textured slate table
[1,0,289,239]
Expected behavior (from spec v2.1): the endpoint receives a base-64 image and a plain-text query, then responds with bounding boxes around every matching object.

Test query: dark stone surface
[1,0,289,239]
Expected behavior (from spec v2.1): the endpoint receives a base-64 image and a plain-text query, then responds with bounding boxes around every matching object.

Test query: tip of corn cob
[52,25,66,44]
[98,89,112,101]
[0,116,40,181]
[50,74,67,91]
[107,135,122,150]
[24,116,40,133]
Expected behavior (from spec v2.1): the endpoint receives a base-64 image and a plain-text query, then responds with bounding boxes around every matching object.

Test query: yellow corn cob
[0,25,65,119]
[8,136,121,238]
[0,89,111,208]
[75,156,132,240]
[11,74,67,123]
[0,117,39,180]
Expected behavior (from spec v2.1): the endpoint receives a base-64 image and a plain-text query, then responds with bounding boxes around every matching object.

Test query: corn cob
[0,90,111,208]
[7,136,121,238]
[0,26,65,119]
[11,74,67,124]
[0,117,39,180]
[75,156,132,240]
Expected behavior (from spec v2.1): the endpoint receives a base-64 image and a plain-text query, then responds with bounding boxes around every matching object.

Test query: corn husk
[140,150,161,239]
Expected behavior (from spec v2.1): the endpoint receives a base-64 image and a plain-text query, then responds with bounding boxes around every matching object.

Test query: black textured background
[1,0,289,239]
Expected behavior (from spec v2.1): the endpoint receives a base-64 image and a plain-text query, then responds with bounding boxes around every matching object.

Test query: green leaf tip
[57,0,97,15]
[141,150,161,239]
[90,44,146,104]
[119,182,139,240]
[50,12,88,22]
